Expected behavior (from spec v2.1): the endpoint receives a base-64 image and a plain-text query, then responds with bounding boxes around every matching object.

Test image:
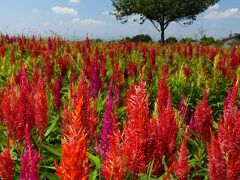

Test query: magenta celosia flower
[20,124,40,180]
[100,80,116,160]
[90,60,102,98]
[178,94,191,124]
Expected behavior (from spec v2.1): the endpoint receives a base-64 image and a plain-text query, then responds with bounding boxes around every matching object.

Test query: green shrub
[166,37,178,44]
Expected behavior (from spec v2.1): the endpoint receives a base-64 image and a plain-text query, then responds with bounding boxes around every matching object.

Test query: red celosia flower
[2,69,35,141]
[193,90,213,141]
[57,55,70,77]
[33,75,48,138]
[157,69,169,116]
[122,81,150,174]
[55,99,89,179]
[153,94,177,175]
[208,81,240,179]
[43,56,54,83]
[174,137,189,180]
[152,73,178,175]
[0,140,15,180]
[207,131,226,180]
[0,87,6,122]
[2,86,18,140]
[66,77,98,140]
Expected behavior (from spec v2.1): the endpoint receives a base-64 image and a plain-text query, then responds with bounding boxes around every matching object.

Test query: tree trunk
[160,23,165,42]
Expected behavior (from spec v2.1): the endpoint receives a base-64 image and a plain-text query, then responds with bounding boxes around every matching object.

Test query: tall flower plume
[0,140,15,180]
[55,98,89,179]
[193,90,213,141]
[20,123,41,180]
[2,68,36,141]
[65,77,98,140]
[33,75,48,138]
[100,80,116,160]
[178,94,191,125]
[90,60,102,98]
[122,81,150,174]
[101,113,124,179]
[152,73,177,175]
[208,81,240,179]
[174,137,190,180]
[207,131,227,180]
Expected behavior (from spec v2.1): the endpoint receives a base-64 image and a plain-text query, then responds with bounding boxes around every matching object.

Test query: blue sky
[0,0,239,40]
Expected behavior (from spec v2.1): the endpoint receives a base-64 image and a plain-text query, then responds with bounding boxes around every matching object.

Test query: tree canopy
[112,0,219,42]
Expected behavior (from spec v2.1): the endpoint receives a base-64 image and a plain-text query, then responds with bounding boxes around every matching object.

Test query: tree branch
[150,20,160,32]
[164,21,170,30]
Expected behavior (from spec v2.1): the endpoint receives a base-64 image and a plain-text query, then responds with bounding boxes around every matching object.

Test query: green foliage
[200,35,215,45]
[179,37,195,44]
[166,37,178,44]
[132,34,152,42]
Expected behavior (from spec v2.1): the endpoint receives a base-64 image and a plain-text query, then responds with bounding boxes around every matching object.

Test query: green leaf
[43,144,61,157]
[116,106,127,116]
[146,160,155,178]
[45,115,59,137]
[43,172,60,180]
[89,169,98,180]
[87,152,101,170]
[138,173,148,180]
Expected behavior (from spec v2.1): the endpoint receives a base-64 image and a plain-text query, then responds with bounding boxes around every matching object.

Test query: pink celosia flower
[20,124,41,180]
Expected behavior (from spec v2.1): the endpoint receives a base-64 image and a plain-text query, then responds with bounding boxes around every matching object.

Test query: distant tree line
[120,34,228,46]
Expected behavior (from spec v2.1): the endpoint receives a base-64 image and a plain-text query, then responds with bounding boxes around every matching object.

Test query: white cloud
[207,4,219,11]
[71,18,106,25]
[52,6,78,16]
[69,0,80,3]
[102,11,110,15]
[42,22,50,27]
[204,8,239,20]
[32,9,39,14]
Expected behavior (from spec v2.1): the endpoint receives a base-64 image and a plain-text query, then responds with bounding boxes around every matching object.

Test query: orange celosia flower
[55,98,89,180]
[101,114,124,179]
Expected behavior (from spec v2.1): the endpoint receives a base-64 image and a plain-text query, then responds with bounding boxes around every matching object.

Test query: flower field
[0,34,240,179]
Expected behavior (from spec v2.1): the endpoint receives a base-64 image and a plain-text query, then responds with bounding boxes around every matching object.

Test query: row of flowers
[0,35,239,179]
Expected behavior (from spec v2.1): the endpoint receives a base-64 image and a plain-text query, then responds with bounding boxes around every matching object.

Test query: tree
[112,0,219,42]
